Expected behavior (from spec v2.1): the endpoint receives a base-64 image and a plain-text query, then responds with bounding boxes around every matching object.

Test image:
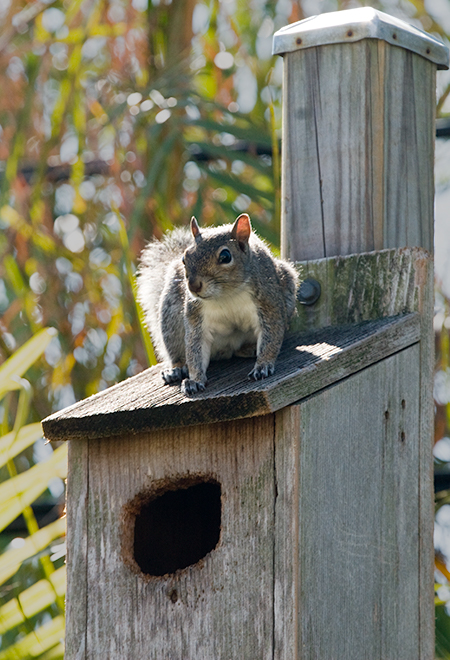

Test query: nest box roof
[42,313,419,442]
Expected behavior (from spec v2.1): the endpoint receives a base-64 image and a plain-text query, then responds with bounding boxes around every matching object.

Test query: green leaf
[197,162,274,202]
[188,140,271,175]
[190,118,272,147]
[2,255,26,297]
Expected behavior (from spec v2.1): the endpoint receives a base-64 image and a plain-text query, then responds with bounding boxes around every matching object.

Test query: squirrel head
[183,214,253,299]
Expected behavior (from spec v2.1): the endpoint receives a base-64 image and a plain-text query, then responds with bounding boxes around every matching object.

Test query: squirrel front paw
[248,363,275,381]
[181,378,207,396]
[162,366,189,384]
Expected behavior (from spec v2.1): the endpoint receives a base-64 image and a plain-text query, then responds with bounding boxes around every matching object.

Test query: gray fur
[136,216,299,395]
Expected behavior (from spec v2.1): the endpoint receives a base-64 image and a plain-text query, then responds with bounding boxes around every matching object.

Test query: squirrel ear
[231,214,251,251]
[190,217,202,242]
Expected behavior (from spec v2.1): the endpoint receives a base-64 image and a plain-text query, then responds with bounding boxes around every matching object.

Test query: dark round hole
[347,30,353,37]
[296,37,302,45]
[133,480,221,576]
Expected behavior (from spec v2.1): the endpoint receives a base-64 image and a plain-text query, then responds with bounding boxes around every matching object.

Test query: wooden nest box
[42,8,448,660]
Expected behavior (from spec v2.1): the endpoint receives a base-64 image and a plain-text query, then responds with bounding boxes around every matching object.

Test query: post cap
[272,6,449,69]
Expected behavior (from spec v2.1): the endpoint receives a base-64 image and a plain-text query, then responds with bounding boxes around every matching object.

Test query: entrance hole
[133,480,221,576]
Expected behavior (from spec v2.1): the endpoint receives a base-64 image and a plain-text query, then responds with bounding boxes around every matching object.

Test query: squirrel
[136,213,299,396]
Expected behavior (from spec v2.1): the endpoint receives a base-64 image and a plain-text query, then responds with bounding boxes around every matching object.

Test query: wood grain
[293,246,431,332]
[281,40,436,261]
[295,346,421,659]
[65,347,430,659]
[65,440,88,660]
[80,416,276,659]
[417,241,435,660]
[41,248,430,440]
[42,312,419,440]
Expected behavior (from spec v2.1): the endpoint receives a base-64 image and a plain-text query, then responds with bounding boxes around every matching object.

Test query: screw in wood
[298,278,321,305]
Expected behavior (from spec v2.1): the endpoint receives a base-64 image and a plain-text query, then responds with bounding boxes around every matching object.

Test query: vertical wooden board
[418,252,435,660]
[65,439,89,660]
[281,40,435,262]
[84,415,276,660]
[281,47,324,261]
[273,406,300,660]
[296,346,423,659]
[383,46,435,253]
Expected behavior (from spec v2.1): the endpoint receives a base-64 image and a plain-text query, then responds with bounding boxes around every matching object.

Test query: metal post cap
[272,6,449,70]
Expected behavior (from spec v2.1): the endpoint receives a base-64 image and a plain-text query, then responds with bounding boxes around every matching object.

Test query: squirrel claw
[162,366,189,384]
[248,363,275,381]
[181,378,206,396]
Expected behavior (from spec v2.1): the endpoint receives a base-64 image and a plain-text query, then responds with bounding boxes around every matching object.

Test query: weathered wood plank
[293,247,431,332]
[42,312,419,440]
[83,416,276,659]
[418,243,435,660]
[281,40,436,261]
[273,405,300,660]
[295,346,421,659]
[41,248,430,440]
[65,440,89,660]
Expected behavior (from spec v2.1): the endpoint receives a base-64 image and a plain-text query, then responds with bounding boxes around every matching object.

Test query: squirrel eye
[218,248,232,264]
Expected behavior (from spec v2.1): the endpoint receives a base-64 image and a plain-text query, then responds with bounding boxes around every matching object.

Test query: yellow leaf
[0,328,57,400]
[0,567,66,635]
[32,232,57,254]
[0,423,43,469]
[0,614,65,660]
[0,445,67,533]
[72,189,87,214]
[0,517,65,586]
[0,206,23,228]
[38,643,65,660]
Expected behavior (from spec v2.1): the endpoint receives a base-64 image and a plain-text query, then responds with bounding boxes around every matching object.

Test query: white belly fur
[201,288,260,359]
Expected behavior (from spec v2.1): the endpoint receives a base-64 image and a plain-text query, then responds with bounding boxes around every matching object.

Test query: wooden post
[273,7,448,262]
[272,8,448,659]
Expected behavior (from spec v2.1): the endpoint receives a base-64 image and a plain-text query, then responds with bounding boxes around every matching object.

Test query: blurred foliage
[1,0,450,657]
[0,329,66,660]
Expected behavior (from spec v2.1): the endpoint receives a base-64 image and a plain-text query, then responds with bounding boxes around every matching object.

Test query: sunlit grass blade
[0,423,43,469]
[0,614,65,660]
[38,644,65,660]
[112,205,156,366]
[0,328,57,399]
[0,566,65,635]
[0,517,66,586]
[0,444,67,533]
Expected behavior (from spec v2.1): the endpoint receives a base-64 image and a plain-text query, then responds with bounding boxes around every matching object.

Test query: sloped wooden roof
[42,312,419,441]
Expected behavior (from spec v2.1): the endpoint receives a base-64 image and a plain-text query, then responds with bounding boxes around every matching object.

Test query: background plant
[1,0,450,658]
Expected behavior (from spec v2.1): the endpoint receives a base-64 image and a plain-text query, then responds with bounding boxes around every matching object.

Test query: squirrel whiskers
[136,214,299,396]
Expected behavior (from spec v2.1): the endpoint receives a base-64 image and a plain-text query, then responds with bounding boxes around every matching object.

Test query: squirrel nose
[188,278,203,295]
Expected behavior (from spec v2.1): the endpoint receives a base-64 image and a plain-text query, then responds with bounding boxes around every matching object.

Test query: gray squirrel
[136,213,299,395]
